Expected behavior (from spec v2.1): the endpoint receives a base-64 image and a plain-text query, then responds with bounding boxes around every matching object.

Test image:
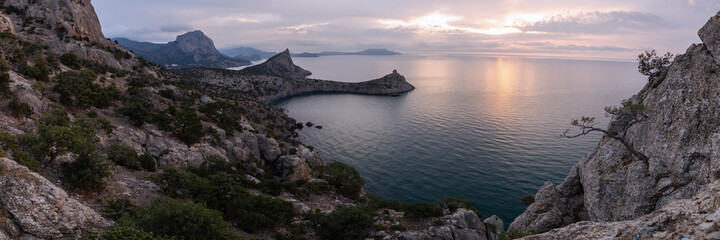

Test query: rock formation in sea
[173,52,415,102]
[509,10,720,239]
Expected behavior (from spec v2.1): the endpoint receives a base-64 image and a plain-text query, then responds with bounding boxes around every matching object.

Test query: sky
[93,0,720,60]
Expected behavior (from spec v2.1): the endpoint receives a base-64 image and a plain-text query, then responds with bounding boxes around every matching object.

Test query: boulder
[257,134,281,162]
[484,215,504,240]
[275,155,311,180]
[0,157,111,239]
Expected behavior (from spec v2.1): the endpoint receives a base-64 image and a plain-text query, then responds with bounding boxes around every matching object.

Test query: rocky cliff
[1,0,137,70]
[118,30,250,69]
[174,50,415,102]
[510,11,720,239]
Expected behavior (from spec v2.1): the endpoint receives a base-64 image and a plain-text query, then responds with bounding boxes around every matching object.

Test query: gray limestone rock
[0,158,111,239]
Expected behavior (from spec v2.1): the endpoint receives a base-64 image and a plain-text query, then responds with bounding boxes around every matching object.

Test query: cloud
[160,24,194,33]
[515,11,669,34]
[517,42,635,52]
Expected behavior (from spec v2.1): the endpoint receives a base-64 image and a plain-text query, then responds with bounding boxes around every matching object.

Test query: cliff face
[511,11,720,237]
[1,0,136,69]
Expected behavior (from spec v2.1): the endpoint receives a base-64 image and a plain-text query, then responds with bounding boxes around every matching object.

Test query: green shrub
[8,99,33,117]
[139,153,157,172]
[24,59,50,81]
[226,194,296,232]
[105,198,136,216]
[389,224,406,231]
[105,141,141,170]
[521,194,535,206]
[117,198,239,240]
[310,206,373,240]
[366,194,408,212]
[0,72,10,96]
[440,196,481,217]
[53,69,120,108]
[30,109,99,159]
[313,161,364,199]
[175,109,204,144]
[99,226,158,240]
[63,151,113,191]
[154,158,296,232]
[406,202,443,218]
[60,52,81,70]
[13,151,39,171]
[637,50,674,81]
[199,101,244,133]
[117,102,152,127]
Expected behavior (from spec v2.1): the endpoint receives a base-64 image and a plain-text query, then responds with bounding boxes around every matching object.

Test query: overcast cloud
[93,0,720,60]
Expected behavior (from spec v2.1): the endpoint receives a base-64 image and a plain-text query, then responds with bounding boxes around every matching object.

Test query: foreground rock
[0,158,111,239]
[522,180,720,239]
[511,10,720,235]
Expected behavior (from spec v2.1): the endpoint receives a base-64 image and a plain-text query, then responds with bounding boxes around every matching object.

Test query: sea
[270,54,647,225]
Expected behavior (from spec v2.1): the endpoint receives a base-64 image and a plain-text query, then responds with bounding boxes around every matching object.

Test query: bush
[310,206,373,240]
[521,194,535,206]
[24,59,50,81]
[98,226,158,240]
[637,50,674,81]
[105,141,141,170]
[28,107,99,159]
[116,198,239,240]
[389,224,406,231]
[405,202,443,218]
[0,72,10,96]
[154,158,296,232]
[366,194,408,212]
[105,198,136,216]
[13,151,39,171]
[313,161,364,199]
[175,109,204,145]
[53,69,120,108]
[139,153,157,172]
[117,102,152,127]
[8,99,33,117]
[63,151,113,191]
[199,101,244,133]
[440,196,481,217]
[60,52,81,70]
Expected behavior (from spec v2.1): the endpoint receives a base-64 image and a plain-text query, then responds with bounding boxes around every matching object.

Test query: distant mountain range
[114,31,250,69]
[218,47,277,61]
[291,48,401,58]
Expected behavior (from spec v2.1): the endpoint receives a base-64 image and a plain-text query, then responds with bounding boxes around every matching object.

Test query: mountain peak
[242,49,312,78]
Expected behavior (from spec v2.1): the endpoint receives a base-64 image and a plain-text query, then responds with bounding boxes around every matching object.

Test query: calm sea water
[271,54,646,224]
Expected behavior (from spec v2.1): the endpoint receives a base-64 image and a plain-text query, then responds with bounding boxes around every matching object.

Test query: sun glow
[379,13,547,35]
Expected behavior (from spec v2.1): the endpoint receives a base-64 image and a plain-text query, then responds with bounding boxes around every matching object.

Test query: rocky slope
[174,50,415,102]
[510,10,720,238]
[117,30,250,69]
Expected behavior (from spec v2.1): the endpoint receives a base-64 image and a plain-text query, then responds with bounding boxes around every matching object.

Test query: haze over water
[272,54,646,224]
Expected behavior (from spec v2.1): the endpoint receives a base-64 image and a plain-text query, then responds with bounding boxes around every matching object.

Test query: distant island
[291,48,401,58]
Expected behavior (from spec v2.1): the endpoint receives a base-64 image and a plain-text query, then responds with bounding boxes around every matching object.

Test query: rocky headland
[173,49,416,102]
